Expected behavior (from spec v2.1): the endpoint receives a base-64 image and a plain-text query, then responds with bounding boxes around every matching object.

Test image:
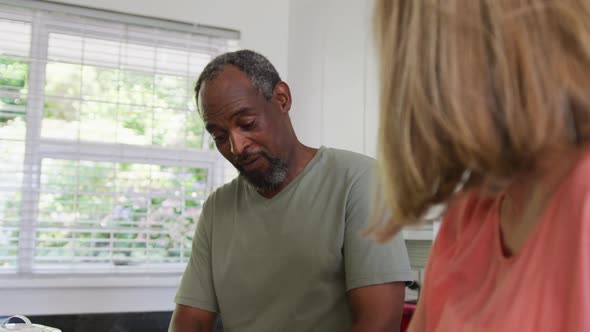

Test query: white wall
[0,0,289,317]
[288,0,379,157]
[288,0,432,288]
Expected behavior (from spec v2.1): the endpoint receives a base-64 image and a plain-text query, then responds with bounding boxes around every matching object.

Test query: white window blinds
[0,0,238,274]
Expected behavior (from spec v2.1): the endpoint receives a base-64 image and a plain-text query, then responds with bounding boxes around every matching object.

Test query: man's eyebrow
[205,107,254,132]
[228,107,254,121]
[205,123,218,133]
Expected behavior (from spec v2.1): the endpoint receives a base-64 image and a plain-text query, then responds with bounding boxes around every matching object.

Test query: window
[0,1,238,274]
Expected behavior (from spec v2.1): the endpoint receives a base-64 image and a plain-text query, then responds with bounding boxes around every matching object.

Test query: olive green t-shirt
[175,146,412,332]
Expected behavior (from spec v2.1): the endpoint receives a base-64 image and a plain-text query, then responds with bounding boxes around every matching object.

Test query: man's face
[201,66,290,192]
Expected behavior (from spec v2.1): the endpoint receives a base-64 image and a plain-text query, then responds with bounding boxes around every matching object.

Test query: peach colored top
[418,149,590,331]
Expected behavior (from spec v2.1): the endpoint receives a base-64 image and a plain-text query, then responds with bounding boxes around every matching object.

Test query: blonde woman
[372,0,590,331]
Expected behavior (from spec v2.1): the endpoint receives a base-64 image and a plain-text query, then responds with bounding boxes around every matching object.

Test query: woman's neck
[499,146,584,256]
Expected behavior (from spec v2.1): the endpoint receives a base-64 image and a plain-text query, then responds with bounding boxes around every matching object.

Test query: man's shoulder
[202,177,241,211]
[321,147,376,177]
[326,148,376,168]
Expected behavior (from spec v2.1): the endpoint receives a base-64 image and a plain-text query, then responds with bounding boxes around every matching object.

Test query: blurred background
[0,0,432,329]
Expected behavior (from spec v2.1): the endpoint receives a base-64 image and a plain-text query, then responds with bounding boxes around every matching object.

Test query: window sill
[0,276,182,315]
[0,274,181,289]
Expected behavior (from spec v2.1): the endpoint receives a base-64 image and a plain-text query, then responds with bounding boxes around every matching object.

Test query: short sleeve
[174,201,219,312]
[344,168,413,291]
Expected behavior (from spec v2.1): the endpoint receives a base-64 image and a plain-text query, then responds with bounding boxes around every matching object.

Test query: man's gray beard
[237,154,288,193]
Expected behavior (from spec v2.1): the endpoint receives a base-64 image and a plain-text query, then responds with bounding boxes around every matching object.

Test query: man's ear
[273,81,292,114]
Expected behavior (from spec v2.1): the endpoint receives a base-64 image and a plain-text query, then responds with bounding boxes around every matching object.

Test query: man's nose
[229,132,249,156]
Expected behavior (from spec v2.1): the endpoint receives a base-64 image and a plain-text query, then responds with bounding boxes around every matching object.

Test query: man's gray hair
[194,50,282,114]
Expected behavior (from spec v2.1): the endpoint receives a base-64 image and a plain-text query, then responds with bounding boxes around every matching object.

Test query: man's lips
[238,155,263,170]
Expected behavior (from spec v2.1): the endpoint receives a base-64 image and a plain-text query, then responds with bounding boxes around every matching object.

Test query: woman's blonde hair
[371,0,590,240]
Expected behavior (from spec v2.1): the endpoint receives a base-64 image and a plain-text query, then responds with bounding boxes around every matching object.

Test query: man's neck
[259,143,319,199]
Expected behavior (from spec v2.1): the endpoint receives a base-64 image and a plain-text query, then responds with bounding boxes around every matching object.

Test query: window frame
[0,0,237,278]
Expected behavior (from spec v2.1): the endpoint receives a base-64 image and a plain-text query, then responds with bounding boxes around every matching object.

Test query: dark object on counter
[23,311,224,332]
[401,302,417,332]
